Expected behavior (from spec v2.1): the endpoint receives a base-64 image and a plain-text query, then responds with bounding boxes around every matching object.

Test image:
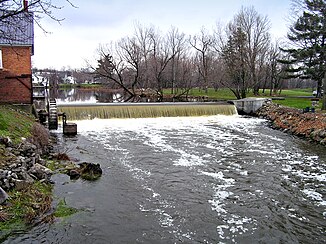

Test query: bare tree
[237,6,271,95]
[146,26,174,101]
[166,26,187,95]
[93,44,136,101]
[117,37,143,95]
[266,41,289,95]
[219,6,271,98]
[189,27,215,93]
[133,23,155,89]
[0,0,75,43]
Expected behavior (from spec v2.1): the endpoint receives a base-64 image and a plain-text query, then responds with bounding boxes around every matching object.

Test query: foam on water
[302,189,326,206]
[72,114,326,242]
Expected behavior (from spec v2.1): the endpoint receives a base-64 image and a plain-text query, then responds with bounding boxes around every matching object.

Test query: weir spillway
[57,102,238,120]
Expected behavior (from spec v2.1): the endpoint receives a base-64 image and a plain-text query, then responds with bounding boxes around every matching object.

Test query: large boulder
[68,162,102,181]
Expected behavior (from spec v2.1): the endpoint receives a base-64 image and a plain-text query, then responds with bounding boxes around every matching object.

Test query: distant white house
[63,74,76,84]
[32,73,48,86]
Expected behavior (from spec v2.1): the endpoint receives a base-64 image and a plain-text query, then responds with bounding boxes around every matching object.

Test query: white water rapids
[5,115,326,243]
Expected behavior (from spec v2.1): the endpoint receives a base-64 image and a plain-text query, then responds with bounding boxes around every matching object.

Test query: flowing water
[5,115,326,243]
[58,103,237,120]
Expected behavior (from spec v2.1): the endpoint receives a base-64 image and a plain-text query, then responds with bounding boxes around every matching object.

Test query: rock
[68,169,81,180]
[11,173,18,179]
[0,169,7,179]
[79,162,102,176]
[19,141,36,156]
[13,179,31,191]
[77,162,102,181]
[28,163,53,181]
[321,138,326,145]
[17,169,34,182]
[256,102,326,145]
[38,158,46,166]
[0,187,9,204]
[0,137,12,147]
[319,130,326,139]
[9,163,18,169]
[17,156,25,163]
[0,126,55,191]
[2,179,10,191]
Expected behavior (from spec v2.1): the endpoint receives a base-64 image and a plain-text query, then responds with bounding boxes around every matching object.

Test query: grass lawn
[186,88,236,100]
[272,98,319,109]
[0,106,34,144]
[163,88,323,111]
[59,83,102,89]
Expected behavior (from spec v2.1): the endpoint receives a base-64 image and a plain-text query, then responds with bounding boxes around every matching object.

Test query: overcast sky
[33,0,292,70]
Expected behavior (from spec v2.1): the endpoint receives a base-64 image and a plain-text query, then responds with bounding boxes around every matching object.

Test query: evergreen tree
[281,0,326,108]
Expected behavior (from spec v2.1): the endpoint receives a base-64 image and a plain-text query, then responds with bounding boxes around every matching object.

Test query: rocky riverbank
[0,132,103,203]
[256,101,326,145]
[0,137,53,195]
[0,123,102,241]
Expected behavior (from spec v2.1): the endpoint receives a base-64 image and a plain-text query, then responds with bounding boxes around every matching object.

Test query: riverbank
[0,105,103,241]
[0,106,55,239]
[256,101,326,145]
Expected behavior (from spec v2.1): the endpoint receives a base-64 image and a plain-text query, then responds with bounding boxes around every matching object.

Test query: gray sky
[33,0,292,69]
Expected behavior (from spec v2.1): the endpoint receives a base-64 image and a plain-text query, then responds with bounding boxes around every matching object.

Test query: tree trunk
[322,94,326,111]
[322,75,326,110]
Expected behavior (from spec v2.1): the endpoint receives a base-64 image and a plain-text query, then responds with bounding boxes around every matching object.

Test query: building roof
[0,10,34,49]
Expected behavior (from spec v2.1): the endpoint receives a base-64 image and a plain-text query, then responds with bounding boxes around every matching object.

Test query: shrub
[30,123,49,150]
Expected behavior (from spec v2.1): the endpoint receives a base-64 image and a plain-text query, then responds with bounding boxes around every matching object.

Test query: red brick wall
[0,46,32,104]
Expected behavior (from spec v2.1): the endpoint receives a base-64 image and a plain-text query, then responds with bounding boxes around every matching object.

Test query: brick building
[0,8,34,104]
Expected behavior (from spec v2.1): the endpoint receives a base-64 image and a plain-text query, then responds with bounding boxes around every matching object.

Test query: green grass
[186,88,236,100]
[272,89,313,97]
[59,83,102,89]
[163,88,323,111]
[0,106,34,144]
[54,199,78,218]
[0,181,53,241]
[273,98,317,109]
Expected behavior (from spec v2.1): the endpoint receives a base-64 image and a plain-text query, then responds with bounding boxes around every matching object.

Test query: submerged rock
[68,162,102,181]
[67,169,80,180]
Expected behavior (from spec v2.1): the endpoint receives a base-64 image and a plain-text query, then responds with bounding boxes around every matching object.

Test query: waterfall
[57,102,238,120]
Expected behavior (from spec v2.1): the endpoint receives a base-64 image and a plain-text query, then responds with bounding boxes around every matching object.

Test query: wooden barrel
[63,123,77,135]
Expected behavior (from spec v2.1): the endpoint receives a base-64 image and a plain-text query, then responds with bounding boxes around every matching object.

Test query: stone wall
[256,101,326,145]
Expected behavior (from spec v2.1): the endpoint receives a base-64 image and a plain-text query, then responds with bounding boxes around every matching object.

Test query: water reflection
[54,87,213,104]
[55,88,125,104]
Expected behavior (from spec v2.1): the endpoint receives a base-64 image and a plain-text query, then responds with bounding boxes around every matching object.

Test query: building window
[0,49,2,69]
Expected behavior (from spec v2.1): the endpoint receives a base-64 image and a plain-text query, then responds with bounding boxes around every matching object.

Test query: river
[5,115,326,243]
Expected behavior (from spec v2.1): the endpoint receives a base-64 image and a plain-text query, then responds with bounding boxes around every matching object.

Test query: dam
[57,102,238,120]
